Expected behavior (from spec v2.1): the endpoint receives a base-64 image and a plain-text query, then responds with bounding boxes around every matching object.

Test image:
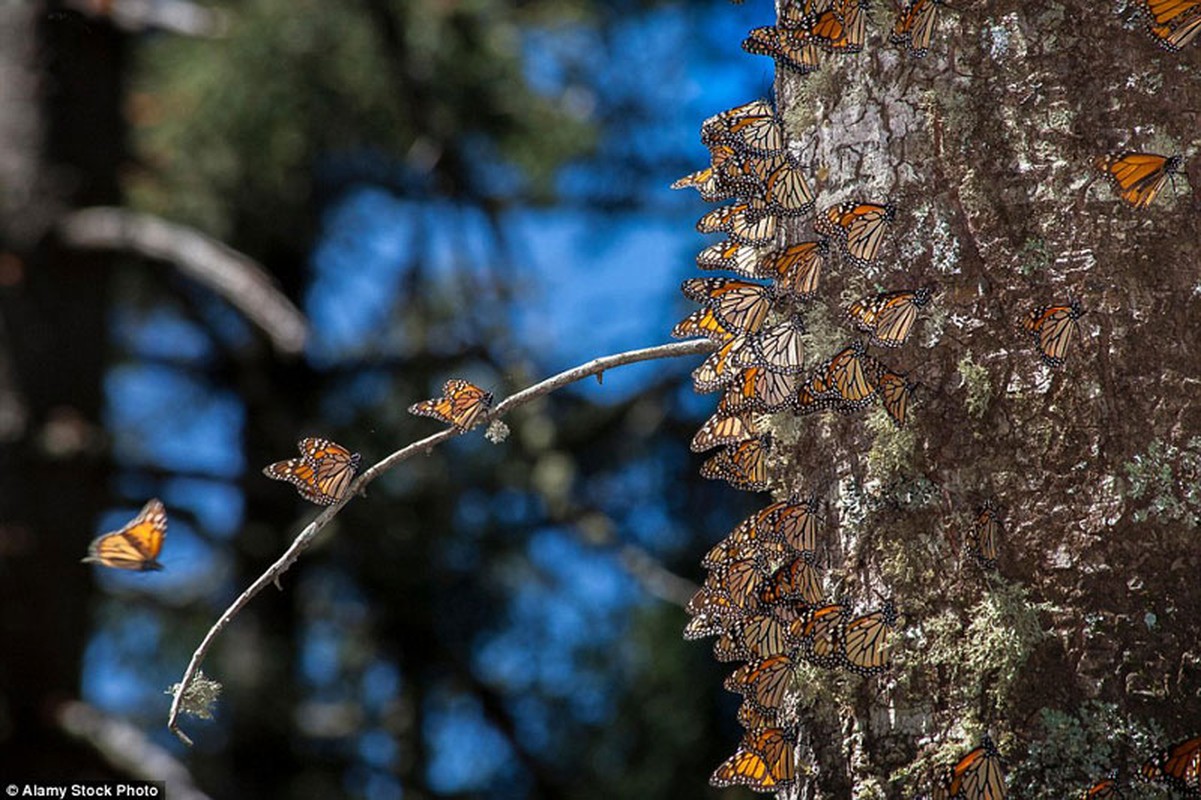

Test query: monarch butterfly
[968,501,1003,570]
[793,603,848,669]
[808,2,869,53]
[263,437,362,506]
[891,0,946,58]
[681,278,776,335]
[82,498,167,571]
[710,727,798,791]
[671,307,737,343]
[700,436,773,492]
[723,366,799,414]
[1095,151,1184,208]
[743,24,824,75]
[1083,776,1121,799]
[692,334,752,393]
[687,559,766,628]
[701,101,786,158]
[846,285,936,348]
[736,610,796,659]
[737,700,780,731]
[704,509,794,572]
[724,655,796,716]
[713,630,748,662]
[1140,734,1201,794]
[762,239,827,300]
[878,369,917,428]
[684,590,747,641]
[1139,0,1201,24]
[691,403,761,453]
[758,553,824,606]
[816,201,897,268]
[840,600,899,676]
[754,153,817,218]
[744,317,807,375]
[697,202,779,246]
[696,239,773,279]
[1140,0,1201,49]
[670,167,728,202]
[408,379,494,431]
[948,736,1006,800]
[798,341,878,413]
[758,498,821,556]
[1021,299,1085,368]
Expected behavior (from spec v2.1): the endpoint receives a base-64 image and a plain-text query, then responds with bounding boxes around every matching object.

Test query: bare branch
[58,700,213,800]
[57,207,307,355]
[167,337,715,744]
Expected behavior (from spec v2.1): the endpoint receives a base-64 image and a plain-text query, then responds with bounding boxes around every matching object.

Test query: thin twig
[57,206,307,355]
[167,337,715,744]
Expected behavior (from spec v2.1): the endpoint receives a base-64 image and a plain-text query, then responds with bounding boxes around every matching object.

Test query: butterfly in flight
[409,379,494,432]
[263,437,362,506]
[82,498,167,571]
[1022,299,1085,368]
[1095,151,1184,208]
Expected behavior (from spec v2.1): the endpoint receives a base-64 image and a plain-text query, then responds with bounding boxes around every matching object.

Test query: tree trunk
[698,2,1201,796]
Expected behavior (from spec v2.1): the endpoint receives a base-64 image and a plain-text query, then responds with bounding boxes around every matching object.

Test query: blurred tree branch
[167,337,715,744]
[58,206,308,355]
[65,0,229,37]
[57,701,213,800]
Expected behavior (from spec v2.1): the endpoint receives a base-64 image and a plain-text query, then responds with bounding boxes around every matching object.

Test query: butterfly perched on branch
[409,379,494,432]
[263,438,362,506]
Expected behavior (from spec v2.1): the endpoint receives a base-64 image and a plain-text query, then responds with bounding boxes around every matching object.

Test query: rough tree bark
[698,1,1200,797]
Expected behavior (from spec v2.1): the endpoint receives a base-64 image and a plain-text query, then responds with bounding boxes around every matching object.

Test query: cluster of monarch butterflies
[672,98,931,493]
[741,0,951,74]
[84,380,494,570]
[682,498,903,791]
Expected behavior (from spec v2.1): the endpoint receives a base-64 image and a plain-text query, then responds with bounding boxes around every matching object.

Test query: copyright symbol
[6,785,18,797]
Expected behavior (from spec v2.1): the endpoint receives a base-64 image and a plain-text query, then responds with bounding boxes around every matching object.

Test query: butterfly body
[82,498,167,571]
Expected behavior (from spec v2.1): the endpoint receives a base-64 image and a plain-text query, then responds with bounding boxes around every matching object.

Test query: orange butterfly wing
[83,498,167,571]
[1096,152,1183,208]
